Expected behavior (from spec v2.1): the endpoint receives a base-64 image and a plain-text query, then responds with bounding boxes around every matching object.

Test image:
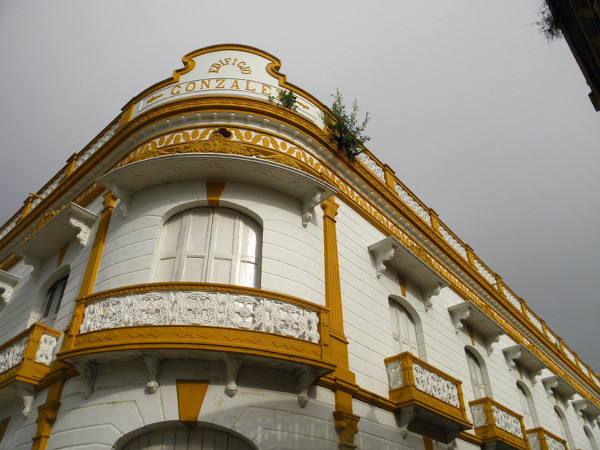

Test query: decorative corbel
[333,410,360,449]
[572,399,588,418]
[0,270,20,305]
[301,189,323,227]
[72,360,97,398]
[372,245,396,279]
[542,377,559,397]
[450,304,472,333]
[530,367,544,386]
[295,367,319,408]
[484,333,503,356]
[142,354,161,394]
[396,405,417,439]
[422,283,442,312]
[22,254,43,281]
[68,215,91,247]
[222,357,242,397]
[13,384,36,418]
[503,346,522,372]
[110,182,132,219]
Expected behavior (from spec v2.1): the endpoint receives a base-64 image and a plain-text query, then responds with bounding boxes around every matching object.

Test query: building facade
[0,44,598,450]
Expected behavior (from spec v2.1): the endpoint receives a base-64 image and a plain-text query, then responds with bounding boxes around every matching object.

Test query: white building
[0,44,598,450]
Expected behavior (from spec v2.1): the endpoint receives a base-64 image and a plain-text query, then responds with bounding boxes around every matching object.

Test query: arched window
[156,207,262,288]
[466,349,486,400]
[517,382,536,429]
[119,423,256,450]
[389,300,419,355]
[40,275,68,326]
[584,425,598,450]
[554,406,574,449]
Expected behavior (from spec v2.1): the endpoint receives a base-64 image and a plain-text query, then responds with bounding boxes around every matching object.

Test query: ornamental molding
[541,375,578,403]
[492,405,523,438]
[503,344,547,385]
[80,289,321,344]
[34,334,59,366]
[0,270,20,305]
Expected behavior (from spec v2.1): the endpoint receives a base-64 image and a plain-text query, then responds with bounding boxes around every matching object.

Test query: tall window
[584,426,598,450]
[466,350,486,400]
[517,383,534,429]
[389,300,419,355]
[555,406,574,449]
[156,207,262,288]
[41,276,68,325]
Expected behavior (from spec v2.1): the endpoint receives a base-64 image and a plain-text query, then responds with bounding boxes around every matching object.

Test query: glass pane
[186,209,212,253]
[157,258,176,282]
[211,209,237,255]
[210,258,233,284]
[239,262,258,287]
[182,256,205,282]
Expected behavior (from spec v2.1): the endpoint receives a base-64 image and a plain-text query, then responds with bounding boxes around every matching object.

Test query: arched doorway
[117,422,256,450]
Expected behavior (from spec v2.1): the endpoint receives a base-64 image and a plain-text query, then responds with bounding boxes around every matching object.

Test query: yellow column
[62,192,116,351]
[321,198,359,449]
[31,379,65,450]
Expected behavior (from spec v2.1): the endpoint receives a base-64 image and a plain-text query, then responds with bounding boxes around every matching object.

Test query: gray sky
[1,1,599,373]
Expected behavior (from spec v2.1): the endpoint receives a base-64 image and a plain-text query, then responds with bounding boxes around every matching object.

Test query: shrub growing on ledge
[269,89,298,110]
[323,90,370,160]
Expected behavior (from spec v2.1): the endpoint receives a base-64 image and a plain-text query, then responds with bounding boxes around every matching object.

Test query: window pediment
[15,203,98,279]
[97,153,337,227]
[541,375,578,403]
[448,302,506,354]
[503,344,547,384]
[369,236,448,311]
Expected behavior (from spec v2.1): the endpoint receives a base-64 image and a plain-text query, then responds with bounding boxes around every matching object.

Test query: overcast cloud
[1,1,599,372]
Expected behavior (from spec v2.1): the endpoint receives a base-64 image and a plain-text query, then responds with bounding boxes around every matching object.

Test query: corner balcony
[0,323,61,416]
[526,427,567,450]
[58,283,335,406]
[469,397,528,450]
[384,352,471,444]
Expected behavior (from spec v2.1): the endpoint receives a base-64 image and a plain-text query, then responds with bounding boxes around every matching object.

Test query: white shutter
[467,351,485,399]
[156,207,261,288]
[390,301,419,356]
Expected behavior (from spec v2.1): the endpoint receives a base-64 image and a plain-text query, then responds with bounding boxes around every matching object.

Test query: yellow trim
[423,437,433,450]
[469,397,528,450]
[56,244,68,268]
[397,274,407,297]
[0,417,10,445]
[176,380,209,426]
[206,181,226,207]
[526,427,567,450]
[0,323,62,390]
[77,192,115,298]
[0,65,597,404]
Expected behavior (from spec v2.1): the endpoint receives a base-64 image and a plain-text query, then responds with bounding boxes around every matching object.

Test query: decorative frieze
[386,360,403,390]
[80,289,321,343]
[74,123,119,170]
[413,361,460,408]
[474,258,496,285]
[0,270,20,305]
[0,336,28,374]
[439,225,468,259]
[492,405,523,438]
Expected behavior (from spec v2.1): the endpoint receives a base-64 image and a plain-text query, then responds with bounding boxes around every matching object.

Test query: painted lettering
[261,84,271,95]
[171,85,182,95]
[230,80,240,89]
[215,79,226,89]
[185,82,196,92]
[245,81,256,92]
[200,79,211,89]
[206,57,252,74]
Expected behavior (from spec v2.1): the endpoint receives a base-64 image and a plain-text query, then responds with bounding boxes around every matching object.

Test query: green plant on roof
[268,89,298,111]
[322,89,370,160]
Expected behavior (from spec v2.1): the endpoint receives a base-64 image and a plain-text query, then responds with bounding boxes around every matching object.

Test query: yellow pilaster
[321,197,359,449]
[62,192,116,352]
[31,378,65,450]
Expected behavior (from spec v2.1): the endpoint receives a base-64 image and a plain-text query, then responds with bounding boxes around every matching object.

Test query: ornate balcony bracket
[397,405,417,439]
[72,360,97,399]
[448,302,506,355]
[369,236,448,311]
[295,366,321,408]
[301,189,325,228]
[12,383,36,418]
[16,203,97,279]
[222,356,242,398]
[572,399,600,422]
[97,153,338,228]
[502,345,547,385]
[0,270,20,305]
[142,354,161,394]
[541,375,577,404]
